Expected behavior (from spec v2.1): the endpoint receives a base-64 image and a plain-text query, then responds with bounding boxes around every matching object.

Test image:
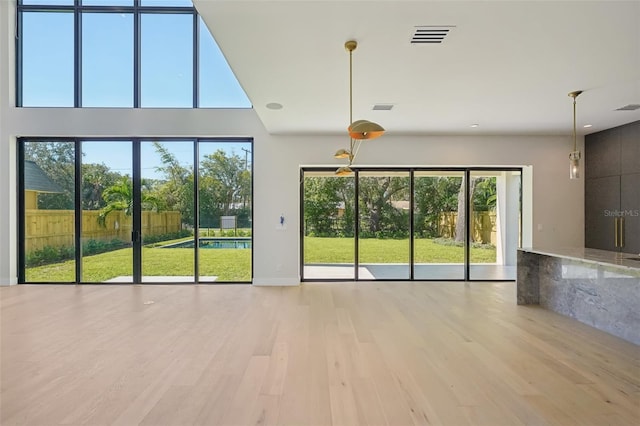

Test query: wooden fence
[25,210,181,253]
[439,212,496,244]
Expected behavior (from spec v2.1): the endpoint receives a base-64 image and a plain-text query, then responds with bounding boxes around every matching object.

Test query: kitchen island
[517,247,640,345]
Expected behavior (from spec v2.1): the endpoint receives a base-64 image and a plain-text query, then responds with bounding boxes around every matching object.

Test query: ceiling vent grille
[411,26,455,44]
[615,104,640,111]
[373,104,394,111]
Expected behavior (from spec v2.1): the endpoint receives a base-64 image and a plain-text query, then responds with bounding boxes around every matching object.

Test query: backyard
[304,236,495,264]
[26,236,496,282]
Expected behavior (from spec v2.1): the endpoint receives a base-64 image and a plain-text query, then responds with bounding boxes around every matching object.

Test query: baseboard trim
[252,277,300,286]
[0,278,18,286]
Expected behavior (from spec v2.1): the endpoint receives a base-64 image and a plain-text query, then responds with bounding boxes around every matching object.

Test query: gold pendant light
[568,90,583,179]
[334,40,385,175]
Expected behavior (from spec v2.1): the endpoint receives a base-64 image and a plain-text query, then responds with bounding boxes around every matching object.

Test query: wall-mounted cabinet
[585,120,640,254]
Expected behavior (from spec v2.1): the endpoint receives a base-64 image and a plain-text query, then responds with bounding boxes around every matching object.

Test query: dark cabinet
[620,173,640,254]
[620,121,640,175]
[585,176,621,251]
[585,121,639,254]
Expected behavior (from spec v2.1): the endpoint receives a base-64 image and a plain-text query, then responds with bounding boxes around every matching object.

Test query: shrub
[26,245,72,267]
[433,237,494,249]
[27,237,132,266]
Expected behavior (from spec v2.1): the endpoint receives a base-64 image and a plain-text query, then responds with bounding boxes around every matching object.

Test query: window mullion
[75,2,82,107]
[16,8,23,107]
[134,2,141,107]
[193,12,198,108]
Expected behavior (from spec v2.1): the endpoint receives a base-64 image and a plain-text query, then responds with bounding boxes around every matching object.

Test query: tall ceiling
[194,0,640,136]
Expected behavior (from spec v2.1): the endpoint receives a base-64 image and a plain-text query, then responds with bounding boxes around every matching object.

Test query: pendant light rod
[346,41,357,164]
[346,40,356,127]
[568,90,582,152]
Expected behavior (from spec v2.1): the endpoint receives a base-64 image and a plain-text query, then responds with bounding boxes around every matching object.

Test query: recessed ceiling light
[470,124,479,128]
[583,124,592,128]
[266,102,283,110]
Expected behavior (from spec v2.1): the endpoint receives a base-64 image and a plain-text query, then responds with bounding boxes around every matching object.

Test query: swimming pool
[162,237,251,249]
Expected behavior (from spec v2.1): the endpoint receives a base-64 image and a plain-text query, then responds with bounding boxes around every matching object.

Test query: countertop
[519,247,640,271]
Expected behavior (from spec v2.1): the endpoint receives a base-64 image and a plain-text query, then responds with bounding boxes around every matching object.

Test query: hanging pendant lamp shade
[348,119,385,140]
[335,166,353,176]
[334,148,351,159]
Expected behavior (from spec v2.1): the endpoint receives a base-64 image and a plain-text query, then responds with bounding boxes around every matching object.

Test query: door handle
[131,230,140,243]
[620,217,625,248]
[614,218,619,248]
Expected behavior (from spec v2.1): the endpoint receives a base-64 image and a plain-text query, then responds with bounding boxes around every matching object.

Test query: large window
[18,138,253,284]
[301,167,522,282]
[17,0,251,108]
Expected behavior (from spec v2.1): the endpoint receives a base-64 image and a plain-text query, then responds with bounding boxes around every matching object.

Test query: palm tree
[97,176,161,226]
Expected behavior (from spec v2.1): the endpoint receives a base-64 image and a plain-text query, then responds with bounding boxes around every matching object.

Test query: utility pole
[241,147,251,170]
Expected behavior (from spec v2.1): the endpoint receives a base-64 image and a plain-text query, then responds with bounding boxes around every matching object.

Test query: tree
[151,141,195,226]
[358,176,409,238]
[303,176,354,237]
[98,176,161,226]
[473,177,497,212]
[413,176,460,237]
[81,163,122,210]
[454,176,477,242]
[454,176,497,242]
[199,149,251,227]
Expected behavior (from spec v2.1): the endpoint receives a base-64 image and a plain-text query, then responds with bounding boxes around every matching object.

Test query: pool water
[162,238,251,249]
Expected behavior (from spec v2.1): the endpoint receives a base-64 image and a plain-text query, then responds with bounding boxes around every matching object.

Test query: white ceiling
[194,0,640,136]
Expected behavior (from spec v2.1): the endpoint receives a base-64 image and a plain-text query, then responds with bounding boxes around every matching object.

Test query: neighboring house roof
[24,160,64,193]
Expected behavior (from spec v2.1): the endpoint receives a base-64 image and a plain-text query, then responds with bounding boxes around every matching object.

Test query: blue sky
[82,141,252,180]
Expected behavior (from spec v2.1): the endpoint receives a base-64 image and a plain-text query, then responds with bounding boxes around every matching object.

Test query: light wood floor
[1,282,638,426]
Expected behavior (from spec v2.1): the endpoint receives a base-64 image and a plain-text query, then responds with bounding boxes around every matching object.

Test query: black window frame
[16,0,218,108]
[17,136,254,284]
[299,166,523,282]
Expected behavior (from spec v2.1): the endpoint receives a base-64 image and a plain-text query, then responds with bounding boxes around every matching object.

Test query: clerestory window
[16,0,252,108]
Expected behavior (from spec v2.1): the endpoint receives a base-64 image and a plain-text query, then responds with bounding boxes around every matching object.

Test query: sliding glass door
[21,141,77,283]
[301,167,521,281]
[198,141,253,282]
[81,140,134,283]
[469,170,521,280]
[413,171,466,280]
[140,140,195,282]
[302,171,356,280]
[19,138,252,284]
[358,171,410,280]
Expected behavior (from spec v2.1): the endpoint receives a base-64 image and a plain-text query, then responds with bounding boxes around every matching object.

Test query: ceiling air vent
[615,104,640,111]
[373,104,394,111]
[411,26,455,44]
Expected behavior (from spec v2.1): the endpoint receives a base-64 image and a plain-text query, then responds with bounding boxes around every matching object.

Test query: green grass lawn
[304,237,496,264]
[26,246,251,283]
[25,237,496,282]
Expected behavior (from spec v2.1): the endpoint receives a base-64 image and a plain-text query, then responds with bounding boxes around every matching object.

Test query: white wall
[0,0,16,285]
[0,1,584,285]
